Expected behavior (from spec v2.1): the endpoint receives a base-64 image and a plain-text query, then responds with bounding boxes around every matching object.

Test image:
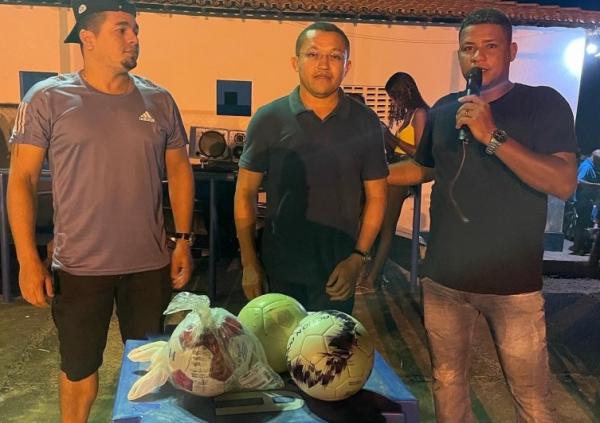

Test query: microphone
[458,67,483,142]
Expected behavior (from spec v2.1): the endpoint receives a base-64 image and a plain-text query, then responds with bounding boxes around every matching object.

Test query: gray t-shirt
[10,72,187,275]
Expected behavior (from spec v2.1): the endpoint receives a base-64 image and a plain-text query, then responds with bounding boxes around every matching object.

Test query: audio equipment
[189,127,230,161]
[228,130,247,163]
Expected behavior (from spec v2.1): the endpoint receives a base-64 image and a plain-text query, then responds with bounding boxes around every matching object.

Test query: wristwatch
[170,232,195,245]
[485,129,508,155]
[351,249,372,264]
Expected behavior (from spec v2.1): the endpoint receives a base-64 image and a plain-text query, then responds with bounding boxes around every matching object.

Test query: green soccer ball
[238,293,308,373]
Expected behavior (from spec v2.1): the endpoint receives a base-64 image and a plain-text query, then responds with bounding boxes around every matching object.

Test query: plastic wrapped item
[127,292,284,400]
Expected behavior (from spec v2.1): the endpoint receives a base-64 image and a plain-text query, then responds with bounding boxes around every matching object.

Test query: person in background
[7,1,194,421]
[387,8,577,421]
[357,72,429,294]
[234,22,388,314]
[570,149,600,255]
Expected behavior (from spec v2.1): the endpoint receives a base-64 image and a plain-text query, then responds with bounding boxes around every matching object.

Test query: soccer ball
[238,293,308,373]
[168,314,250,397]
[127,293,285,401]
[286,310,374,401]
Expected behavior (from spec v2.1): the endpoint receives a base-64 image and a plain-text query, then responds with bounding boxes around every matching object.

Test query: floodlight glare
[564,37,586,77]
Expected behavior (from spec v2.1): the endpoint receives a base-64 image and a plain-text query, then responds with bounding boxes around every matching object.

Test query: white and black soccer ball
[286,310,374,401]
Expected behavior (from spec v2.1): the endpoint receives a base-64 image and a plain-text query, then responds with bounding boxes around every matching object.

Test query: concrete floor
[0,243,599,422]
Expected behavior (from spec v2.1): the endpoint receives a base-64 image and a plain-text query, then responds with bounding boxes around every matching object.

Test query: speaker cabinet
[228,130,247,163]
[189,127,230,161]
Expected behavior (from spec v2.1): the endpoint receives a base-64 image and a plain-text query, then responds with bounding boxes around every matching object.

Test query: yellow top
[394,124,415,155]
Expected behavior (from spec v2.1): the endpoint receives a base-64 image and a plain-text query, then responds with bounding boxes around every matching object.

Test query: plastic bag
[127,292,284,400]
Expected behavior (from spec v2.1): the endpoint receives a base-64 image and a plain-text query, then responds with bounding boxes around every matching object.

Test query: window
[216,80,252,116]
[342,85,391,121]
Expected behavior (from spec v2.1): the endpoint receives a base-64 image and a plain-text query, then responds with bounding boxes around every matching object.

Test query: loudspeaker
[228,130,247,163]
[189,127,230,161]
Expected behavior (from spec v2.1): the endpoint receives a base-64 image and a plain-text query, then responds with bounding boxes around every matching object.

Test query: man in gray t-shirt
[7,1,194,421]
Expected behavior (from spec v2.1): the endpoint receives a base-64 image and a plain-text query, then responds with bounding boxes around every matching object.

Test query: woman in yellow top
[358,72,429,293]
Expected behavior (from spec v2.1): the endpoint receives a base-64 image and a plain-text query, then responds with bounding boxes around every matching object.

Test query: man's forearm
[234,193,260,266]
[388,159,433,187]
[495,141,576,200]
[7,177,41,263]
[355,183,387,253]
[168,167,195,233]
[356,207,385,254]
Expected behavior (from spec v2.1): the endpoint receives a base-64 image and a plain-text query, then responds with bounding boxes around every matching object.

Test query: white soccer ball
[168,314,248,397]
[286,310,374,401]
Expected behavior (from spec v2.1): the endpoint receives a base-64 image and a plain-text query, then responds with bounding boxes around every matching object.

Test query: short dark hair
[459,8,512,42]
[295,22,350,57]
[79,12,108,42]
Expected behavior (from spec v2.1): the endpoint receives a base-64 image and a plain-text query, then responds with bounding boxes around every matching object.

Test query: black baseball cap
[64,0,137,44]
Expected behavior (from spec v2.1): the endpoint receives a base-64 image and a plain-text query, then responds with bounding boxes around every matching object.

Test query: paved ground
[0,239,599,422]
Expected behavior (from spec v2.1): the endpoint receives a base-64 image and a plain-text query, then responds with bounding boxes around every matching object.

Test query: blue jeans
[422,279,555,423]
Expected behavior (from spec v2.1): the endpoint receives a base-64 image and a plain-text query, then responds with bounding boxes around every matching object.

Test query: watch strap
[351,249,372,263]
[485,129,508,156]
[485,139,502,155]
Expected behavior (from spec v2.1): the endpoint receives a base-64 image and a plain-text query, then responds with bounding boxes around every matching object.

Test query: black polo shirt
[240,87,388,289]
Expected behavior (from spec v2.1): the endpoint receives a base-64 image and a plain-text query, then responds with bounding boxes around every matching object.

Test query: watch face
[493,129,508,143]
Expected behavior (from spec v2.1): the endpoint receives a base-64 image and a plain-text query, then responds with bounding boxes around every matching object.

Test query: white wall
[0,4,586,234]
[1,4,585,123]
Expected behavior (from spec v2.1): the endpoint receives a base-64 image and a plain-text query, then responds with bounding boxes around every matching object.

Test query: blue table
[113,340,419,423]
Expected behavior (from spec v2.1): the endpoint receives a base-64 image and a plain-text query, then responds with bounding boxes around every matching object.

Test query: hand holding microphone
[450,67,484,224]
[457,67,483,142]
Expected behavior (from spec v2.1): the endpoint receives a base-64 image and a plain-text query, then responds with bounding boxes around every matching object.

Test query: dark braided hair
[385,72,429,127]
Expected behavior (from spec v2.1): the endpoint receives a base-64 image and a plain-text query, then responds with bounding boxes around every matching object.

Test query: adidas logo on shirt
[139,111,155,123]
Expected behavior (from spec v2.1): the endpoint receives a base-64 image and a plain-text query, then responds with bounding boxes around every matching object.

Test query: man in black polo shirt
[235,22,388,314]
[388,8,577,422]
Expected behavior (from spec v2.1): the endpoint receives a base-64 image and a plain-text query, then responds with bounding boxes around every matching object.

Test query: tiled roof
[135,0,600,27]
[12,0,600,27]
